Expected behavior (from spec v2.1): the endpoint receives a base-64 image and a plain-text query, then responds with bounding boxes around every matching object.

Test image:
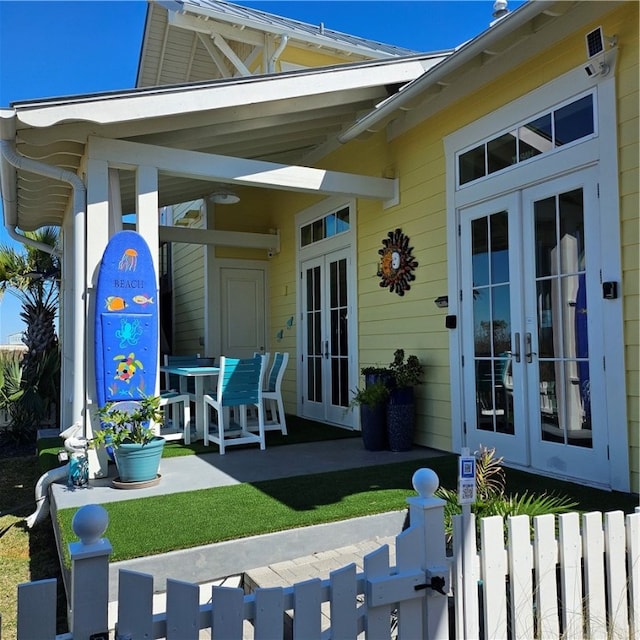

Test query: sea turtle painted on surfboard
[94,230,158,407]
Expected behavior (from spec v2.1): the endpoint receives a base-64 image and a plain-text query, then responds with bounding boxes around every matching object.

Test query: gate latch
[414,567,449,596]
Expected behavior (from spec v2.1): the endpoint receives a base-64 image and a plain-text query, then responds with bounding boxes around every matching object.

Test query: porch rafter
[87,136,397,202]
[156,225,279,252]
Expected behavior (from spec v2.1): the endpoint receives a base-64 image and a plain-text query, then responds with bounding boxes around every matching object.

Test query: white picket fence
[15,468,640,639]
[452,509,640,639]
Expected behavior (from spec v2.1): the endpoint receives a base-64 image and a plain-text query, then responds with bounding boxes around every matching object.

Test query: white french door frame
[460,170,611,486]
[520,169,609,483]
[295,197,358,428]
[445,61,629,490]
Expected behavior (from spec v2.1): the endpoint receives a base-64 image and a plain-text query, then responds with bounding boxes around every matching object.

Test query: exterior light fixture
[208,189,240,205]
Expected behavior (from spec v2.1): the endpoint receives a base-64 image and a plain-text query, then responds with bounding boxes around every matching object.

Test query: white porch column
[60,212,75,430]
[85,158,111,478]
[135,165,160,396]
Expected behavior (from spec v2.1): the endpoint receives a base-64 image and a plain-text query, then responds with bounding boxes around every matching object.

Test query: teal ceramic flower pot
[113,436,165,483]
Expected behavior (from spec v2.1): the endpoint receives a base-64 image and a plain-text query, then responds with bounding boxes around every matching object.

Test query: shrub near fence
[15,469,640,640]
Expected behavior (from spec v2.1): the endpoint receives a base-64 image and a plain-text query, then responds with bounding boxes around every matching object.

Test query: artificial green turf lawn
[57,455,453,564]
[55,451,639,566]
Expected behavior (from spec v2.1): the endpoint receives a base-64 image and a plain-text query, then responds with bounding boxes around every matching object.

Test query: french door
[300,248,354,426]
[460,169,609,484]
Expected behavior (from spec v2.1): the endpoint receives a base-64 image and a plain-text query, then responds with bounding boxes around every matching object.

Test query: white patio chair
[261,352,289,435]
[159,391,192,444]
[203,355,266,454]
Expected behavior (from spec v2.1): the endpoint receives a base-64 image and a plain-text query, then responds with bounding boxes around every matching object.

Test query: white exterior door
[461,169,609,485]
[219,266,266,358]
[300,248,355,426]
[521,171,608,482]
[461,192,528,465]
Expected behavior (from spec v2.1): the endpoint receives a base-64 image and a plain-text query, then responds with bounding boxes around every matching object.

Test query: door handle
[513,332,521,363]
[324,340,329,359]
[525,332,536,363]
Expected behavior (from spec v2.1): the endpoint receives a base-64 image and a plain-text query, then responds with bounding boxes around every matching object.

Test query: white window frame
[455,89,598,188]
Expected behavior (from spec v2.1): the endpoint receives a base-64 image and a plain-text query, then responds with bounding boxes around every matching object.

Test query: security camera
[584,61,610,77]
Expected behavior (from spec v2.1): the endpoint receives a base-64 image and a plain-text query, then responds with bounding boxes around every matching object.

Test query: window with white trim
[300,206,350,247]
[457,92,595,187]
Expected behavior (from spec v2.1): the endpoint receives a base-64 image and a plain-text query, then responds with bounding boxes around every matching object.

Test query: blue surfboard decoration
[94,230,158,408]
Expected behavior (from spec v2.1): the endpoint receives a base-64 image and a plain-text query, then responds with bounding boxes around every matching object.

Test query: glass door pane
[329,257,349,410]
[301,249,354,426]
[305,264,323,404]
[533,189,592,447]
[472,212,514,435]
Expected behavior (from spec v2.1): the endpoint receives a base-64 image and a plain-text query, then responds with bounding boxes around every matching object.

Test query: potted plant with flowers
[386,349,423,451]
[93,395,165,485]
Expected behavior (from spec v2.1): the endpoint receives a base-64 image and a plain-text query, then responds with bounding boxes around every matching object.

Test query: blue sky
[0,0,522,341]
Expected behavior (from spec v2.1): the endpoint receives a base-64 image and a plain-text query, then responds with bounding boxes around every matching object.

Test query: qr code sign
[461,483,474,501]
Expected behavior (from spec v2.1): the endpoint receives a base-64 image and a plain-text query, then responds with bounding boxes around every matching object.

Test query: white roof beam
[133,107,365,149]
[211,33,251,76]
[88,136,396,202]
[157,225,280,251]
[197,33,233,78]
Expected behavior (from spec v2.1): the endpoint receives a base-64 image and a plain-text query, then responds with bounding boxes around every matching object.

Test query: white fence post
[68,504,112,639]
[405,468,449,640]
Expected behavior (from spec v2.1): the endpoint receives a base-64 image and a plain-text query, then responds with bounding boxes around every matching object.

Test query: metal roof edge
[10,52,451,114]
[338,0,558,143]
[173,0,420,58]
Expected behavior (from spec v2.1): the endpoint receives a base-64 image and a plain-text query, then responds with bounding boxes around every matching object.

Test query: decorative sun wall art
[377,228,418,296]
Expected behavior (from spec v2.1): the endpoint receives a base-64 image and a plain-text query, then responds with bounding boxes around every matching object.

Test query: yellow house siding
[333,122,452,450]
[348,3,638,476]
[260,192,307,415]
[279,46,364,70]
[612,3,639,492]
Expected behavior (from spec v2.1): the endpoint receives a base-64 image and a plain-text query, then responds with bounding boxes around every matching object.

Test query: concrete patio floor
[50,437,446,510]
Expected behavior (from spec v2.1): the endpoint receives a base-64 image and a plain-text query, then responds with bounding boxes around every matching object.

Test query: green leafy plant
[92,395,164,447]
[389,349,423,388]
[349,380,390,408]
[436,445,577,543]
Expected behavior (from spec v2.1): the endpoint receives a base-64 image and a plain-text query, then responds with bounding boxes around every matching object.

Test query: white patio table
[160,365,220,440]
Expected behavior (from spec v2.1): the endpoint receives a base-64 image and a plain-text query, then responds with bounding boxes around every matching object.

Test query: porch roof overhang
[0,53,444,232]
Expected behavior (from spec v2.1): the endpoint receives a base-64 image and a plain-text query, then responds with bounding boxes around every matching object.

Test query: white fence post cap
[412,468,439,498]
[72,503,109,544]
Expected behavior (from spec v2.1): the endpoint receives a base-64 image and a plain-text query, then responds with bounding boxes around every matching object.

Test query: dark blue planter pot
[360,404,388,450]
[113,437,165,483]
[360,372,393,451]
[387,387,415,452]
